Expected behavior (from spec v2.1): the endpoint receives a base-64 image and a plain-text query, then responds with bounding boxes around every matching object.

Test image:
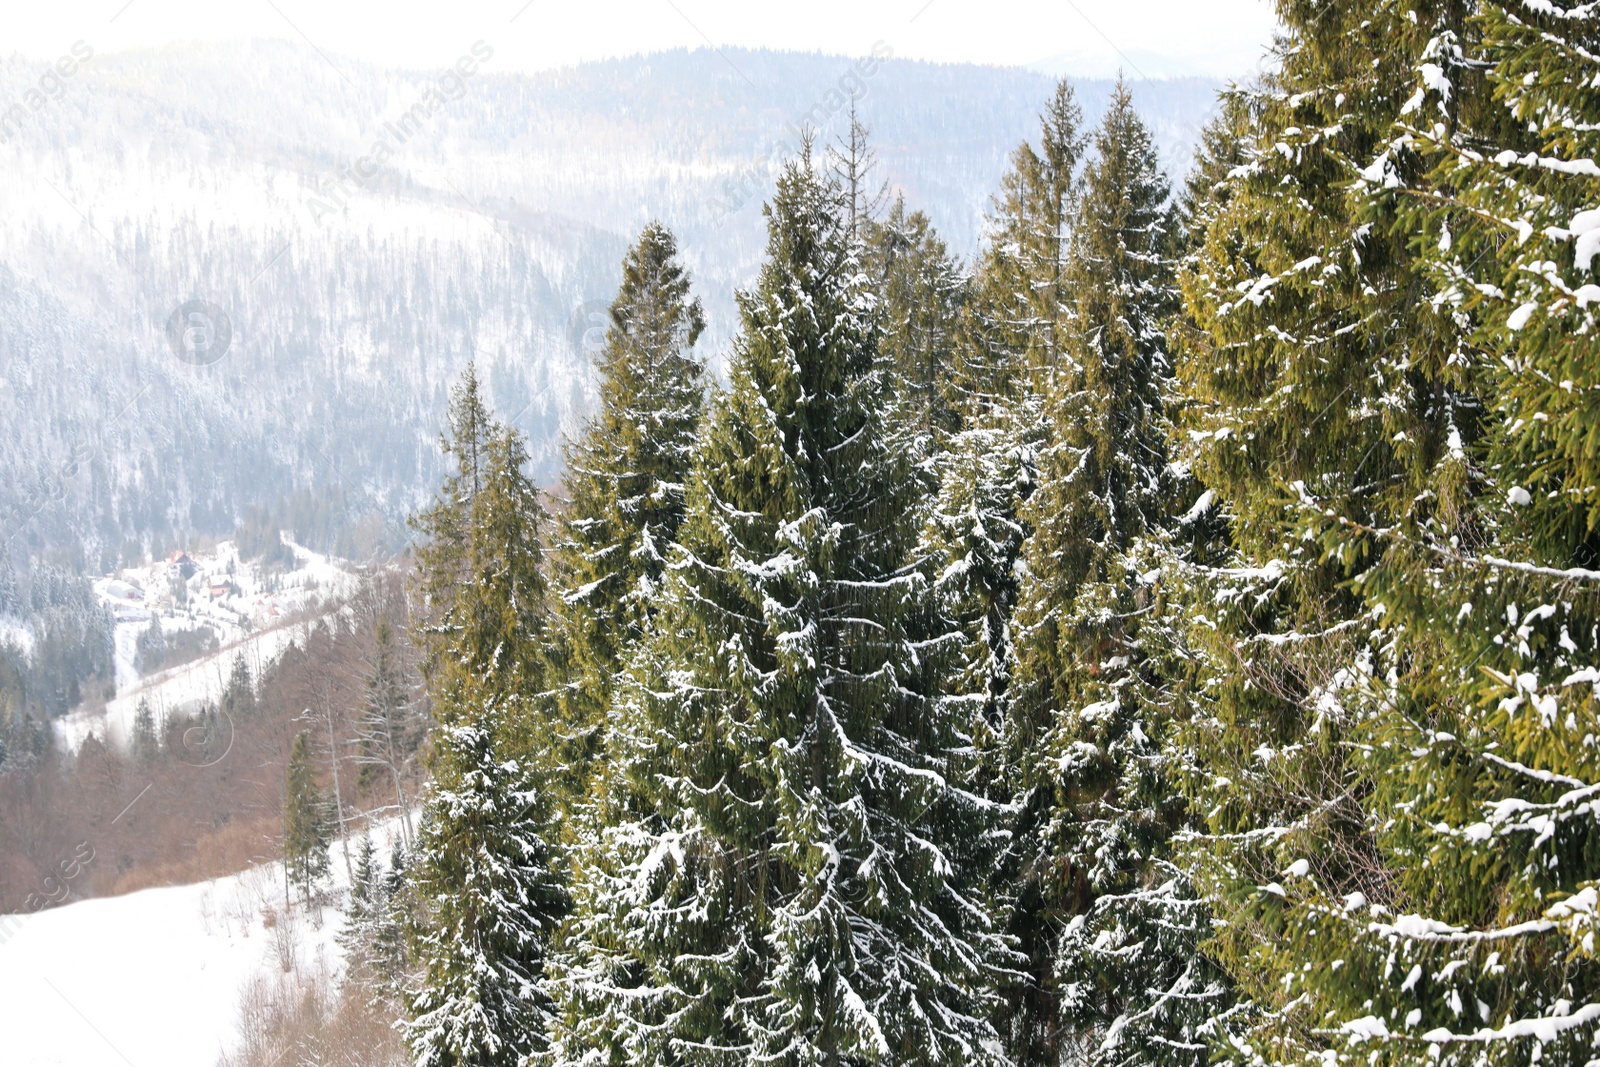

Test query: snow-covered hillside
[0,819,403,1067]
[0,43,1222,566]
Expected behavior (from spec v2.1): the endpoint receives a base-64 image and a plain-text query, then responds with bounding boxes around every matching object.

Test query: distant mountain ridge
[0,41,1223,571]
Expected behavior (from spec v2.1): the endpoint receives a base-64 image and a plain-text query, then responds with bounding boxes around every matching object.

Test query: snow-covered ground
[55,539,360,751]
[0,819,404,1067]
[0,541,382,1065]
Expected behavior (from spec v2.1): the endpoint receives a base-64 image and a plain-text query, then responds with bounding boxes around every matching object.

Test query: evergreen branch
[1298,499,1600,585]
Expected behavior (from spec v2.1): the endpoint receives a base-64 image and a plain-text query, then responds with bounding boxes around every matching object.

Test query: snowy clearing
[0,818,403,1067]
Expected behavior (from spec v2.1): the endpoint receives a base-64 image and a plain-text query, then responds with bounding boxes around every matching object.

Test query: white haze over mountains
[1,1,1280,81]
[0,40,1225,570]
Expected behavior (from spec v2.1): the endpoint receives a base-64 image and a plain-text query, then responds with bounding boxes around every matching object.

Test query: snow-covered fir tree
[915,391,1047,1067]
[404,699,568,1067]
[955,79,1084,410]
[546,151,1012,1067]
[405,369,569,1065]
[907,80,1089,1066]
[994,77,1229,1067]
[410,388,554,785]
[412,364,550,713]
[550,221,706,817]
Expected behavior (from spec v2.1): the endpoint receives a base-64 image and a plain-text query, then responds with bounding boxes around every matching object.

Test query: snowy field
[0,820,402,1067]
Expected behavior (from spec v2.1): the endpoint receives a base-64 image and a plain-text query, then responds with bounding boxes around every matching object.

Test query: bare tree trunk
[322,696,352,883]
[282,774,291,915]
[389,762,411,852]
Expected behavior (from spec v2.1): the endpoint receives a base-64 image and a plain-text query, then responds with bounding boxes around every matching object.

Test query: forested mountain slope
[0,41,1219,569]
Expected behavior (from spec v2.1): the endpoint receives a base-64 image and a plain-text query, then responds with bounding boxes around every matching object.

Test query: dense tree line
[362,6,1600,1066]
[0,556,115,752]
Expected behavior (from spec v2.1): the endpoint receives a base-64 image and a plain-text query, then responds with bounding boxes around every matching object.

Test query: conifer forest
[7,3,1600,1067]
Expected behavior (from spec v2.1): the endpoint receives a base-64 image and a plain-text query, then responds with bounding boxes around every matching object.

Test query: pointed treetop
[440,360,493,504]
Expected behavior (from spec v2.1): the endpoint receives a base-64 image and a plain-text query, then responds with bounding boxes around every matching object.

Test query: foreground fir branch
[1173,3,1600,1067]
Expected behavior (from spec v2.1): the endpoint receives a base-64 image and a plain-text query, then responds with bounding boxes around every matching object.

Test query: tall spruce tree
[406,371,568,1066]
[547,154,1010,1067]
[412,363,547,705]
[995,80,1215,1067]
[922,78,1089,819]
[956,79,1085,409]
[920,83,1089,788]
[911,82,1088,1064]
[284,729,331,902]
[1011,78,1180,734]
[1168,3,1507,1066]
[917,393,1047,1067]
[551,221,705,815]
[413,391,551,738]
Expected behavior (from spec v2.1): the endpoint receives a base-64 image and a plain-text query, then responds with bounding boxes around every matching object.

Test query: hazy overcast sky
[4,1,1279,79]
